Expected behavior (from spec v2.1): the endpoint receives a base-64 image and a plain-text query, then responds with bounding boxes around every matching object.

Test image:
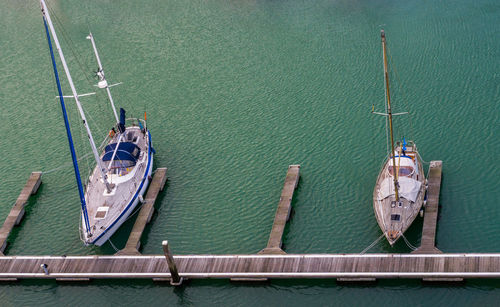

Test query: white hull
[90,156,153,246]
[81,127,153,246]
[373,142,425,245]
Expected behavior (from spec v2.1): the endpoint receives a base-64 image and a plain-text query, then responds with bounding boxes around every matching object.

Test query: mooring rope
[417,150,431,165]
[123,199,147,223]
[360,233,385,255]
[401,233,417,251]
[108,238,120,253]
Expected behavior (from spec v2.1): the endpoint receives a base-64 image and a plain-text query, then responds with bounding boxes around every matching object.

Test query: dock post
[162,240,182,286]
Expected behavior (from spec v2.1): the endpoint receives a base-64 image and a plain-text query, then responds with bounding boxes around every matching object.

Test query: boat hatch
[391,214,401,221]
[388,166,414,177]
[127,131,138,143]
[391,201,402,208]
[95,207,109,219]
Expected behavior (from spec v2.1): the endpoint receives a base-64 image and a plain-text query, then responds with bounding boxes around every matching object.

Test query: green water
[1,0,499,305]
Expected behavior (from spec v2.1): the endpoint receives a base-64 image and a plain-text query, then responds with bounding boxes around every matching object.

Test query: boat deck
[373,145,426,244]
[85,127,151,242]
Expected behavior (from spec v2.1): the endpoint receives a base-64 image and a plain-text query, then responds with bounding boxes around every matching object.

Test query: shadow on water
[3,183,46,255]
[10,277,500,290]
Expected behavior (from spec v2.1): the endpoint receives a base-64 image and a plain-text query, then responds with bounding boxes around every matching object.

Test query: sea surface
[0,0,499,305]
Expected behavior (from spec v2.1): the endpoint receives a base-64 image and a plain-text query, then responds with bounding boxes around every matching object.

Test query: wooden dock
[2,163,491,284]
[1,253,500,280]
[117,168,168,255]
[413,161,443,254]
[0,172,42,255]
[259,165,300,255]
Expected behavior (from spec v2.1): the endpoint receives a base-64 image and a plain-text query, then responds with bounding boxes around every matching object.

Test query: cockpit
[387,156,416,177]
[102,142,141,176]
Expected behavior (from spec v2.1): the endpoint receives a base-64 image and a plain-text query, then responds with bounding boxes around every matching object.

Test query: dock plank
[259,165,300,255]
[117,168,168,255]
[413,161,443,254]
[0,254,499,280]
[0,172,42,255]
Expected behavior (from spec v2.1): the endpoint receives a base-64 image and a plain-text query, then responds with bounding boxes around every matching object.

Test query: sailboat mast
[40,0,113,193]
[381,30,399,200]
[86,33,120,124]
[40,2,90,234]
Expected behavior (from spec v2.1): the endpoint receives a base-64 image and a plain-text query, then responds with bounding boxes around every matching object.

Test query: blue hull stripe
[88,130,153,245]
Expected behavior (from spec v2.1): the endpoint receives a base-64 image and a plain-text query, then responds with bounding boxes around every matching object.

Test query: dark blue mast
[42,11,91,234]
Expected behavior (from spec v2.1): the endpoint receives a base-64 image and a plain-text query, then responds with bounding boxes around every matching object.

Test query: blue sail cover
[102,142,140,162]
[118,108,126,133]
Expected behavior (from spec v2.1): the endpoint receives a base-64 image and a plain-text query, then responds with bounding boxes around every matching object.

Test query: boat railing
[125,117,147,128]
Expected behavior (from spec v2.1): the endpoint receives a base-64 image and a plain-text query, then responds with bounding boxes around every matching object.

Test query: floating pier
[2,253,500,281]
[259,165,300,255]
[0,172,42,255]
[117,168,168,255]
[1,163,496,285]
[413,161,443,254]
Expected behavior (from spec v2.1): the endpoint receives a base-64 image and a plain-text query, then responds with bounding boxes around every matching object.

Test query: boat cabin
[387,155,417,177]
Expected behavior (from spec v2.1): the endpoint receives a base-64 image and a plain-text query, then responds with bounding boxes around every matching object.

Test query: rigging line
[360,233,385,255]
[43,151,94,174]
[47,4,107,137]
[76,97,92,176]
[43,17,68,140]
[386,43,413,140]
[381,39,390,157]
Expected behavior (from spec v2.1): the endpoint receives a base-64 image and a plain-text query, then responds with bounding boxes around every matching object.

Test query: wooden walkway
[1,253,500,280]
[117,168,168,255]
[0,172,42,255]
[3,163,489,284]
[413,161,443,254]
[260,165,300,255]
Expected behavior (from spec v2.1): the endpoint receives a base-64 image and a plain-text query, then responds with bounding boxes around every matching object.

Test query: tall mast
[40,0,113,193]
[40,2,90,233]
[86,33,120,124]
[381,30,399,200]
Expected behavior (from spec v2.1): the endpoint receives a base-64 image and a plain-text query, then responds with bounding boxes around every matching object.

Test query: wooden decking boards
[413,161,443,254]
[259,165,300,255]
[117,168,168,255]
[0,172,42,255]
[1,254,500,280]
[1,164,493,284]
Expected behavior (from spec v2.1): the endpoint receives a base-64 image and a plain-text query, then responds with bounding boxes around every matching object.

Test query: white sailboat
[372,30,426,246]
[41,0,154,246]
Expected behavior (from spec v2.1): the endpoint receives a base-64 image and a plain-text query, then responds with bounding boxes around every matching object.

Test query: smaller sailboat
[372,30,426,246]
